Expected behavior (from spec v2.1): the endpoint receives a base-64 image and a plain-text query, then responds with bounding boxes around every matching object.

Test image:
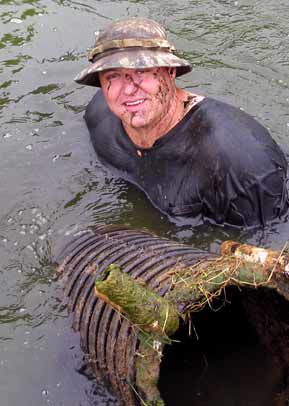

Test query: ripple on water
[1,1,289,405]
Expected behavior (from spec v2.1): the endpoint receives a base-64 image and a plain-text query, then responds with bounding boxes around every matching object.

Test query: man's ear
[167,67,177,79]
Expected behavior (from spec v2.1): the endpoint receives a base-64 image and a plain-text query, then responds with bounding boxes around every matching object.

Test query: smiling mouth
[124,99,145,107]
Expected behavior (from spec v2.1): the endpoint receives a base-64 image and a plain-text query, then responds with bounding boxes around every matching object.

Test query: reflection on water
[0,0,289,405]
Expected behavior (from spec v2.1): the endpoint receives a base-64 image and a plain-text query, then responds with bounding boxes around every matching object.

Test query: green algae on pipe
[95,264,180,339]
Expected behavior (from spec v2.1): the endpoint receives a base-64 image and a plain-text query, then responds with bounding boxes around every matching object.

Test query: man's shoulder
[84,90,136,173]
[193,97,266,130]
[84,90,112,127]
[190,97,275,147]
[185,97,287,171]
[84,90,123,145]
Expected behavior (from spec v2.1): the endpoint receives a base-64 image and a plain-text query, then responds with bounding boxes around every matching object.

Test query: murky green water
[0,1,288,405]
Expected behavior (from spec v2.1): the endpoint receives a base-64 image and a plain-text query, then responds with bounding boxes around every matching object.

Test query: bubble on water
[7,217,13,223]
[34,214,47,226]
[234,1,238,5]
[10,18,23,24]
[25,331,30,335]
[42,71,47,75]
[25,144,33,151]
[17,269,22,273]
[2,238,7,243]
[42,389,49,396]
[39,233,47,241]
[30,224,39,234]
[19,230,26,235]
[52,154,59,162]
[19,308,26,313]
[14,241,18,246]
[62,131,66,135]
[3,132,13,139]
[18,210,23,216]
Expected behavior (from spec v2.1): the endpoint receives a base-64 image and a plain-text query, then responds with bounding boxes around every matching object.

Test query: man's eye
[106,73,120,81]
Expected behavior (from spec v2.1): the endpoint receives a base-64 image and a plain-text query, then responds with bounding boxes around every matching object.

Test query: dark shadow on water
[159,288,282,406]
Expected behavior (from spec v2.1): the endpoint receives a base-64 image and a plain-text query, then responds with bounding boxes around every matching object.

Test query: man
[75,18,288,228]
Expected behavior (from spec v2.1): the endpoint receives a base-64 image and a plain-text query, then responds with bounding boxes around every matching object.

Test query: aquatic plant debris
[95,264,180,338]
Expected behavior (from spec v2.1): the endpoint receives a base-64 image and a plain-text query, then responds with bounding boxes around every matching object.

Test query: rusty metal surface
[57,226,208,405]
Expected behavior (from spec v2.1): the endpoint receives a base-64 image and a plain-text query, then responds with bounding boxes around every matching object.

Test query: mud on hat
[74,18,192,87]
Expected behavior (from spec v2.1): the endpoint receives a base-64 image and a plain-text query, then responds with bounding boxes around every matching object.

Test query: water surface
[0,1,288,405]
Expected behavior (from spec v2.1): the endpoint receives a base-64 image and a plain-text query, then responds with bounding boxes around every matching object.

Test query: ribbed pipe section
[57,225,209,405]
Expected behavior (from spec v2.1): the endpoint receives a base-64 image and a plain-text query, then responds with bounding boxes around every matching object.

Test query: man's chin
[125,115,148,130]
[131,120,147,129]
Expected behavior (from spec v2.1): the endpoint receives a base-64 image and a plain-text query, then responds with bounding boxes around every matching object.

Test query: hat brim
[74,48,192,87]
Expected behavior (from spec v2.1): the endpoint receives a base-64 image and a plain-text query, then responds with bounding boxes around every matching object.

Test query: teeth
[126,99,144,106]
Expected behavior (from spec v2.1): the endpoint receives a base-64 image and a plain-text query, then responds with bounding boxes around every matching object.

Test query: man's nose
[122,75,139,94]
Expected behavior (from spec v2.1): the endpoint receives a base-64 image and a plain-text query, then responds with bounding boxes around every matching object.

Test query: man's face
[99,67,176,130]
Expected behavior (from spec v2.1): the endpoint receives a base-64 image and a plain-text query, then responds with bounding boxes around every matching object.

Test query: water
[0,0,288,405]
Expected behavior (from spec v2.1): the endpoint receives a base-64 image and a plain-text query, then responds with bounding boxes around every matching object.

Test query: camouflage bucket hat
[74,18,192,87]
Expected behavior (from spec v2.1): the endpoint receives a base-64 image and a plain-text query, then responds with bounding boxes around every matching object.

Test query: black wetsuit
[85,90,288,228]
